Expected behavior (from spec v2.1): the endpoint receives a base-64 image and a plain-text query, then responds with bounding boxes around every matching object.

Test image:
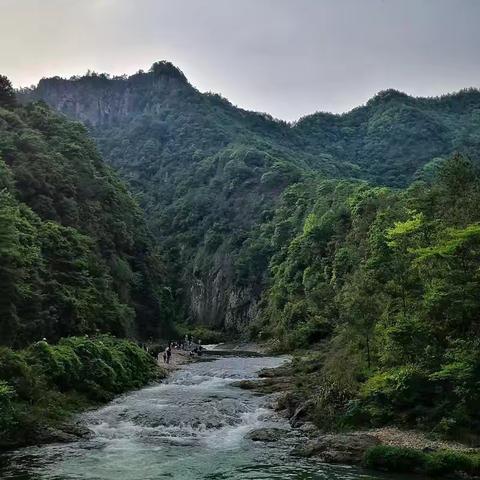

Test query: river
[0,353,406,480]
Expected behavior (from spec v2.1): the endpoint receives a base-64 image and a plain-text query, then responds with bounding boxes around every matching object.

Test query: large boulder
[247,427,289,442]
[32,422,93,445]
[291,433,380,464]
[290,400,315,427]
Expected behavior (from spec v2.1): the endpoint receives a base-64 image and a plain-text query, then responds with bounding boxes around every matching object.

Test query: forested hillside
[296,88,480,185]
[25,62,480,331]
[0,76,175,347]
[254,155,480,438]
[7,59,480,445]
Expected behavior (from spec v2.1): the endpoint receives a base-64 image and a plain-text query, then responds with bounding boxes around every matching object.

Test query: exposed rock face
[1,422,94,449]
[33,78,133,126]
[289,400,316,428]
[28,64,188,127]
[190,264,259,330]
[225,286,259,331]
[291,433,380,464]
[33,423,93,445]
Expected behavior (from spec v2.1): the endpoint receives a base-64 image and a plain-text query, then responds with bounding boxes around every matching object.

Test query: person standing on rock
[166,345,172,364]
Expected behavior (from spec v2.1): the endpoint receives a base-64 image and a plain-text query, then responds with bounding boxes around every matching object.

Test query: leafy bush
[0,381,15,433]
[358,366,432,425]
[363,445,426,473]
[27,341,82,392]
[423,451,480,476]
[364,445,480,477]
[0,336,162,446]
[0,347,38,401]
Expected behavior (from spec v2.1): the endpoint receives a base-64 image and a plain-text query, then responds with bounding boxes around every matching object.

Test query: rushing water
[0,353,407,480]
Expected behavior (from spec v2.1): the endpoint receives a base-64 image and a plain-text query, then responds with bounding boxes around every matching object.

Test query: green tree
[0,75,16,108]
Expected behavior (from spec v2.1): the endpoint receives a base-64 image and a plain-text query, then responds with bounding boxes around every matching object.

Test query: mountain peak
[149,61,188,83]
[367,89,410,106]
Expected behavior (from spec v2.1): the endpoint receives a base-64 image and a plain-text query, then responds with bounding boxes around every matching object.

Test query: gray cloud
[1,0,479,120]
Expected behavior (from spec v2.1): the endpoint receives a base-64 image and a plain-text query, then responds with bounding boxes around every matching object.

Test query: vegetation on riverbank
[27,65,480,333]
[175,323,228,344]
[251,155,480,442]
[0,335,163,449]
[4,63,480,462]
[364,445,480,477]
[0,76,176,348]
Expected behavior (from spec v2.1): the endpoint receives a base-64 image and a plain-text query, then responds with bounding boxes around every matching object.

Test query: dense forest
[252,155,480,438]
[7,62,480,443]
[0,76,176,446]
[25,62,480,332]
[0,75,175,347]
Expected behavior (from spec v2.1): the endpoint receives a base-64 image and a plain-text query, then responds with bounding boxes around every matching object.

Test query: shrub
[363,445,425,473]
[283,317,332,350]
[0,336,161,446]
[359,366,433,426]
[364,445,480,477]
[0,381,15,433]
[176,324,225,344]
[424,451,480,476]
[27,341,82,391]
[0,347,38,400]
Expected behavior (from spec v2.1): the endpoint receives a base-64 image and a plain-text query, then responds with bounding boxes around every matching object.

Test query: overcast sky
[1,0,479,120]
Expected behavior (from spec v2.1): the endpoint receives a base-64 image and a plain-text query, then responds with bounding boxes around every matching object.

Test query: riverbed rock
[233,377,292,395]
[234,379,259,390]
[258,365,292,378]
[290,400,315,427]
[298,422,319,436]
[32,427,79,444]
[58,422,93,439]
[247,428,289,442]
[291,433,380,464]
[32,422,93,445]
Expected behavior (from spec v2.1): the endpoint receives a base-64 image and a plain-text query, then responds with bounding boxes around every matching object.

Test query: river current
[0,353,405,480]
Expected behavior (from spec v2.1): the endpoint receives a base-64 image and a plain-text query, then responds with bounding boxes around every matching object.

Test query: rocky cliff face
[190,258,260,331]
[31,66,190,127]
[34,77,136,126]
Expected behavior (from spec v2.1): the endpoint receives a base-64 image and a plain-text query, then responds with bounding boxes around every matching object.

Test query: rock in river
[247,428,289,442]
[291,433,380,464]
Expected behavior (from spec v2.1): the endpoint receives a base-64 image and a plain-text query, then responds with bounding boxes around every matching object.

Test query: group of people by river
[157,335,204,365]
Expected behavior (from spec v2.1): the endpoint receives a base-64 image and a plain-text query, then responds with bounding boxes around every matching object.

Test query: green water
[0,355,415,480]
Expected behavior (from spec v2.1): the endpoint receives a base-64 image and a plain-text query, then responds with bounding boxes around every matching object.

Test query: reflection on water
[0,355,408,480]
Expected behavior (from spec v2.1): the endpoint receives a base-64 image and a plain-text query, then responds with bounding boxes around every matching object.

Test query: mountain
[11,63,480,440]
[0,77,175,347]
[251,154,480,438]
[22,61,480,331]
[296,88,480,185]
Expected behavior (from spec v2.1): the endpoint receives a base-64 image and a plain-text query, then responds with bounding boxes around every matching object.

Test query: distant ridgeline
[22,61,480,333]
[0,76,176,347]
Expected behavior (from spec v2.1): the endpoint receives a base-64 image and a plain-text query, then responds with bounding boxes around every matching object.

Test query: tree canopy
[0,95,176,347]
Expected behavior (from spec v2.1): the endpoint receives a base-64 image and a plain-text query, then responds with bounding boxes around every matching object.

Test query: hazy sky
[1,0,479,120]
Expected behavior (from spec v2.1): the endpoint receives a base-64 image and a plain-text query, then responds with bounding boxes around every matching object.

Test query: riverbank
[236,359,480,477]
[0,336,166,451]
[158,348,195,370]
[0,342,228,451]
[1,352,329,480]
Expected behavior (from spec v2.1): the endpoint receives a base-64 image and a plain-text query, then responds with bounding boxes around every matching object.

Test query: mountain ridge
[21,61,480,330]
[23,62,480,124]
